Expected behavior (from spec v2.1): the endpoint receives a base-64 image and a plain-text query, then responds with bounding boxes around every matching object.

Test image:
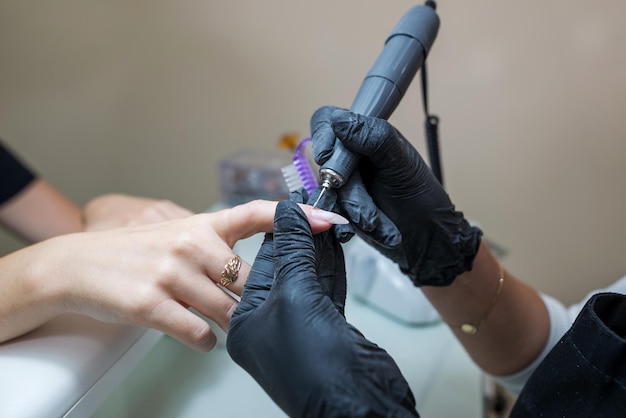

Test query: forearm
[0,241,65,343]
[0,179,83,242]
[421,242,550,376]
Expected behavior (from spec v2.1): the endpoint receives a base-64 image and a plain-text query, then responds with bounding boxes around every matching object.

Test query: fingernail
[310,208,349,224]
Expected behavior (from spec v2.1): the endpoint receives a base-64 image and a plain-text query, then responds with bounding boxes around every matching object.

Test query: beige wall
[1,0,625,304]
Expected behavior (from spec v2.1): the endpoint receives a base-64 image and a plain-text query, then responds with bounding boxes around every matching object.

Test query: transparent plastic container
[219,149,292,207]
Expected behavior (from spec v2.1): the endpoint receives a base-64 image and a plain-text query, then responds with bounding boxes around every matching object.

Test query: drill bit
[312,185,329,208]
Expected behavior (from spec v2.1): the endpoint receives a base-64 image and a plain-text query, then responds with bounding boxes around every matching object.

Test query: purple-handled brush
[281,137,319,195]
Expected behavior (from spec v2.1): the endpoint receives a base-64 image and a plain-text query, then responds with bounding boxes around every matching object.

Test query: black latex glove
[310,106,482,286]
[227,199,419,418]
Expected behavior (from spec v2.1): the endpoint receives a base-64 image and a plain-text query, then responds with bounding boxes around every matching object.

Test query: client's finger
[147,299,218,352]
[174,272,239,332]
[210,200,347,247]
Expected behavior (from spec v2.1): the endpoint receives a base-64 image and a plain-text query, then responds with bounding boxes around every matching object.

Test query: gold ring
[220,255,242,287]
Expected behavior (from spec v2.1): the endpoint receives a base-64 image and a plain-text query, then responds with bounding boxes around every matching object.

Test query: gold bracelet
[450,262,505,335]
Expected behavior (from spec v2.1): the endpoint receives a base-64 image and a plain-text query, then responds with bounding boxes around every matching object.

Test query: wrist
[22,238,73,316]
[0,240,69,342]
[422,242,550,375]
[422,242,499,319]
[405,218,482,287]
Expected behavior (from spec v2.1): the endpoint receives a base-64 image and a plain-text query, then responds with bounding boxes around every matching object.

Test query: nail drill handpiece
[313,4,439,208]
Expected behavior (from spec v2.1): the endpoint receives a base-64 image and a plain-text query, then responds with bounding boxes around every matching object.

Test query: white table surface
[91,297,484,418]
[0,314,162,418]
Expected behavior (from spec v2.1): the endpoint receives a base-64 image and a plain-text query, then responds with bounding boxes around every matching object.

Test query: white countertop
[0,314,162,418]
[91,298,483,418]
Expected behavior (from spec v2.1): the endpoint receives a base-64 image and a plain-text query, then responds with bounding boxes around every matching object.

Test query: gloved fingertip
[330,108,356,124]
[376,213,403,248]
[289,188,308,204]
[311,106,345,165]
[275,200,309,235]
[363,221,402,249]
[383,230,402,248]
[276,199,303,214]
[340,198,378,233]
[334,223,355,243]
[310,105,336,124]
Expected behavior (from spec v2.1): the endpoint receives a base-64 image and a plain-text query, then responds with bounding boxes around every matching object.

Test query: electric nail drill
[313,2,440,208]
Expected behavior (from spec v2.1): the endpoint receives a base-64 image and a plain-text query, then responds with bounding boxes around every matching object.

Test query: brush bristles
[281,164,304,192]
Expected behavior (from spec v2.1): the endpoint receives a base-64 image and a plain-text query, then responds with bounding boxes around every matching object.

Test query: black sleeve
[511,292,626,417]
[0,139,37,206]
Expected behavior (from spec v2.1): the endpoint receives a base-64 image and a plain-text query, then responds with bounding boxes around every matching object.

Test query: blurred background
[1,0,625,305]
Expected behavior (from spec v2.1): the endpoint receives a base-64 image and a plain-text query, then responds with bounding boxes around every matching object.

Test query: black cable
[421,0,443,186]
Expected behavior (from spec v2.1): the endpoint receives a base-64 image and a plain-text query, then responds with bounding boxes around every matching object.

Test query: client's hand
[83,193,194,231]
[311,106,482,286]
[227,200,419,418]
[0,200,341,351]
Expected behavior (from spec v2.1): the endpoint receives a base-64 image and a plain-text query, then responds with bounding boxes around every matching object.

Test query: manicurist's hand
[310,106,482,286]
[0,199,344,351]
[227,200,419,418]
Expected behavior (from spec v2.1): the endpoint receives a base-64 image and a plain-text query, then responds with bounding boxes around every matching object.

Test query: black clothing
[0,139,36,206]
[511,292,626,417]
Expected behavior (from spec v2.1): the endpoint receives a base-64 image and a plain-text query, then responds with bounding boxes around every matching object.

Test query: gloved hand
[310,106,482,286]
[227,199,419,418]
